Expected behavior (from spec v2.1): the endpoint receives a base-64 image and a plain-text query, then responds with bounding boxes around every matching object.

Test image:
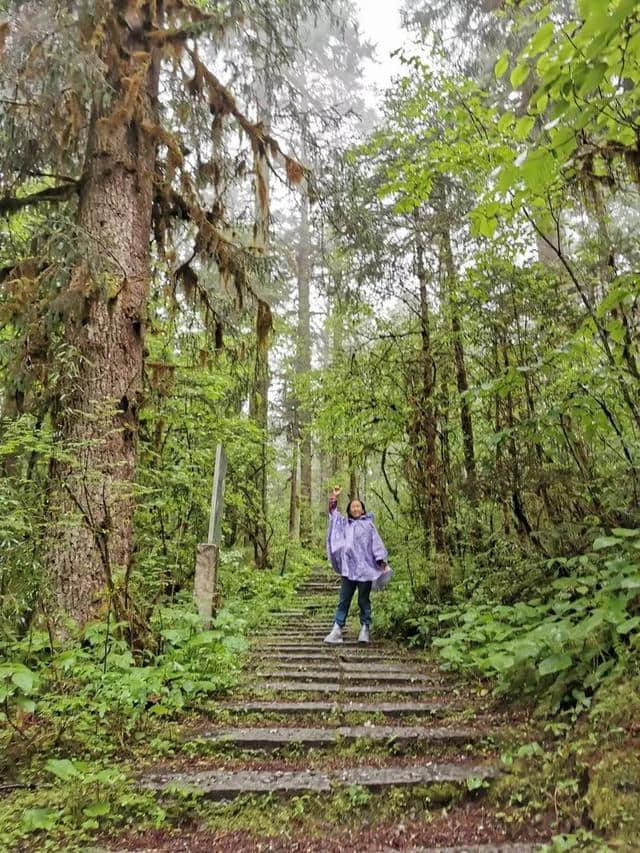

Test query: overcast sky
[355,0,406,95]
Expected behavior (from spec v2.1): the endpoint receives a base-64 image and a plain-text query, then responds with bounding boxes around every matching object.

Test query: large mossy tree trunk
[46,26,160,629]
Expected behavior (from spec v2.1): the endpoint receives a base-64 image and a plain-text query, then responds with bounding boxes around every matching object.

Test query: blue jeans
[335,577,372,627]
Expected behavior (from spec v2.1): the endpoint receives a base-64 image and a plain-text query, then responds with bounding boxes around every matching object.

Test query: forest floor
[105,568,559,853]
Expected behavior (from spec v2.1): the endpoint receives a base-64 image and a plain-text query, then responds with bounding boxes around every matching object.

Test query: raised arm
[328,484,342,515]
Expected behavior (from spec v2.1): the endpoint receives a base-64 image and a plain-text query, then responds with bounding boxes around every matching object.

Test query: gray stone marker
[193,444,226,627]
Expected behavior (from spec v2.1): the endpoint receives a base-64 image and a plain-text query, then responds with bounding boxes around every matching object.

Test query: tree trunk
[46,28,160,628]
[328,290,344,478]
[413,219,445,553]
[296,191,313,546]
[288,431,299,539]
[349,464,359,501]
[247,77,273,569]
[441,227,477,501]
[249,299,272,568]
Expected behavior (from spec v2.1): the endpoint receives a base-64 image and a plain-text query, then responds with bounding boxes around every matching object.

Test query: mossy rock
[587,747,640,845]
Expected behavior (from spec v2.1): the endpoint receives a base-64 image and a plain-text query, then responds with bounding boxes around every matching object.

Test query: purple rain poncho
[326,498,389,583]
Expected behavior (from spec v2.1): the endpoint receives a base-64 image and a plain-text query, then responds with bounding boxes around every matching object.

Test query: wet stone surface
[196,724,488,748]
[142,761,499,799]
[215,700,455,716]
[132,568,548,851]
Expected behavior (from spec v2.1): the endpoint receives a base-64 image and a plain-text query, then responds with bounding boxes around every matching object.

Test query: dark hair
[346,498,366,519]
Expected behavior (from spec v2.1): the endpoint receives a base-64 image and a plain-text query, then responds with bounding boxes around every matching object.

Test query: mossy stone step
[258,642,387,650]
[394,846,541,853]
[195,724,483,749]
[216,700,453,717]
[252,680,436,696]
[255,652,425,665]
[142,761,498,800]
[253,660,427,672]
[254,669,437,684]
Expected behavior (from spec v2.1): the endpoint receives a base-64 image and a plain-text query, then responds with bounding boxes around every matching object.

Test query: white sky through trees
[355,0,405,95]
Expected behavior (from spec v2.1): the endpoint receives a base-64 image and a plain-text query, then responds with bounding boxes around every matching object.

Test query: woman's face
[349,500,364,518]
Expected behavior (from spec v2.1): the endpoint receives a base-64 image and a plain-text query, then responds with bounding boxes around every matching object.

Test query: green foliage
[0,760,167,850]
[0,601,245,753]
[413,530,640,707]
[0,546,314,849]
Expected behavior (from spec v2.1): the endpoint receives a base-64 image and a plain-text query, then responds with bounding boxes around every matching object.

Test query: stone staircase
[136,568,550,851]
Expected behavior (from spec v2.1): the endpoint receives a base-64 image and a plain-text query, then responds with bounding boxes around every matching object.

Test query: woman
[324,484,390,644]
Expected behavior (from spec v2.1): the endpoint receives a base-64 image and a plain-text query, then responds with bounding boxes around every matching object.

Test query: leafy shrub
[415,529,640,707]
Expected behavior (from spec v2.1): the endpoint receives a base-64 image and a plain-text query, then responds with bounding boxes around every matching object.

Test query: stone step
[255,653,423,665]
[216,700,453,717]
[259,623,348,629]
[142,760,498,800]
[251,681,435,696]
[257,655,430,682]
[258,642,387,650]
[390,846,541,853]
[253,669,438,685]
[254,633,337,640]
[263,618,332,624]
[195,724,483,749]
[256,661,430,672]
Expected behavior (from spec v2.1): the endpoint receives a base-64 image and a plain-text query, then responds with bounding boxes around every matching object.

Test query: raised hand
[331,485,342,499]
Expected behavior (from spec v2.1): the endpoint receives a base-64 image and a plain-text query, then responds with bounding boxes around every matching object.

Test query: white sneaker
[358,624,370,644]
[324,623,343,644]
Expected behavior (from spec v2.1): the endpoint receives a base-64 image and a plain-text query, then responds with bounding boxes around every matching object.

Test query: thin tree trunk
[349,467,359,501]
[414,219,445,553]
[441,226,477,501]
[297,192,313,546]
[249,298,272,568]
[288,434,299,539]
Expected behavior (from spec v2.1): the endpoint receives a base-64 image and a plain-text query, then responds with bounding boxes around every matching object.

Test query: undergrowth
[0,546,314,850]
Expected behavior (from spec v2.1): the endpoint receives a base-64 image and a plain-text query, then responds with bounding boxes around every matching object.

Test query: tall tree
[0,0,311,627]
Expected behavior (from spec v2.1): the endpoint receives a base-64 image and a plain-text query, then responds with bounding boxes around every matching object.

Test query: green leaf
[617,617,640,634]
[83,801,111,817]
[486,653,515,672]
[10,666,37,694]
[527,22,555,56]
[611,528,640,538]
[619,576,640,590]
[511,63,531,88]
[495,50,510,79]
[466,775,487,791]
[538,654,572,675]
[497,112,515,133]
[45,758,80,781]
[593,536,620,550]
[515,116,536,141]
[21,808,60,832]
[576,62,607,96]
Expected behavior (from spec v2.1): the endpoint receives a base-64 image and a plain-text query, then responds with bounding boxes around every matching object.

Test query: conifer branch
[0,182,79,214]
